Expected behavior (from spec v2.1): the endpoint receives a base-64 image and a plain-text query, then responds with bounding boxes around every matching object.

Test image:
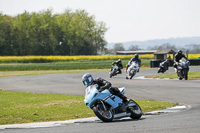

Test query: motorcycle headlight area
[85,86,98,97]
[85,86,91,96]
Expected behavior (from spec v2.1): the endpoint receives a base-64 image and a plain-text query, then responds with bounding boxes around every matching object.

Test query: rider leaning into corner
[173,50,188,72]
[126,54,142,72]
[112,59,123,74]
[82,73,129,103]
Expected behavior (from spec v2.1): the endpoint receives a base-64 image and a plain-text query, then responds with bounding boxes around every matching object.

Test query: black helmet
[178,50,182,54]
[82,73,93,86]
[135,54,139,59]
[118,59,121,62]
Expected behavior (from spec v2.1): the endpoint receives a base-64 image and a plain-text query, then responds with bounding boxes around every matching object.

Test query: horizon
[107,36,200,44]
[106,36,200,50]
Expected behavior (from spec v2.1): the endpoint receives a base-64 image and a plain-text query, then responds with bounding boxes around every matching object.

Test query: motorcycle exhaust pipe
[114,112,131,119]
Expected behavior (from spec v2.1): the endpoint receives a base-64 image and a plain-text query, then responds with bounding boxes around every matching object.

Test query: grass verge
[0,67,151,78]
[145,71,200,79]
[0,69,107,78]
[0,90,178,125]
[0,59,151,71]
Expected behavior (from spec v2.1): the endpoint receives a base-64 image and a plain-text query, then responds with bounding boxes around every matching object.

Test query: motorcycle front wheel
[158,68,161,73]
[109,70,116,78]
[109,70,113,78]
[177,70,182,80]
[93,103,114,122]
[109,72,112,78]
[184,69,188,80]
[130,71,136,79]
[128,99,142,119]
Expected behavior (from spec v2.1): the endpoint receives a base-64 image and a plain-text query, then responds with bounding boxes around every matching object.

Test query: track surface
[0,67,200,133]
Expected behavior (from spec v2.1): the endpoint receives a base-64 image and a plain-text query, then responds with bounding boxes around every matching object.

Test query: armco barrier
[189,59,200,66]
[150,59,200,68]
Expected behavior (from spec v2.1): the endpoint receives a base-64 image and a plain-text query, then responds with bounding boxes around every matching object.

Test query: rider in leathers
[126,54,141,72]
[174,50,188,71]
[112,59,123,74]
[82,73,128,103]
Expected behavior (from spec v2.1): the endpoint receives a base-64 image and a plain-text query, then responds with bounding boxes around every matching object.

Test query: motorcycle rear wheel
[128,99,142,119]
[93,104,114,122]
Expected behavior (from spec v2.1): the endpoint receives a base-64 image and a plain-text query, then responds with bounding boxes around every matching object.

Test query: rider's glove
[98,88,104,92]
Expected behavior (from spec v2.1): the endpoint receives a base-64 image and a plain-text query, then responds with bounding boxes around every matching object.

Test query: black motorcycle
[177,59,190,80]
[158,60,169,73]
[109,63,119,78]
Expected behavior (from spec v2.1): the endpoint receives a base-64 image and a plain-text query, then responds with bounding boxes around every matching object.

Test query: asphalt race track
[0,67,200,133]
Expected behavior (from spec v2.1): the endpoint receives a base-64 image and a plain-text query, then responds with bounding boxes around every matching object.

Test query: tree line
[0,9,107,56]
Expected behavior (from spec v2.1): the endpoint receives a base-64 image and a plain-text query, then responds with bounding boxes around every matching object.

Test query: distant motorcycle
[176,59,190,80]
[84,85,142,122]
[158,60,169,73]
[109,63,119,78]
[126,61,139,79]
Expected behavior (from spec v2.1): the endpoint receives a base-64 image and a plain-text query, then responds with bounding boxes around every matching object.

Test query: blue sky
[0,0,200,43]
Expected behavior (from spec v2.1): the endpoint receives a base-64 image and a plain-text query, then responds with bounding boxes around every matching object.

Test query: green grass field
[0,59,151,71]
[0,69,108,77]
[0,90,177,125]
[145,71,200,79]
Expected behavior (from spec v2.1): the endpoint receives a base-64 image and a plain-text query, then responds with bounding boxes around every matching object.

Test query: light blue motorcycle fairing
[84,85,126,109]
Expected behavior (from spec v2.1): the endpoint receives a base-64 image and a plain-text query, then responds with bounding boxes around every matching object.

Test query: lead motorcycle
[84,85,142,122]
[126,61,139,79]
[176,59,190,80]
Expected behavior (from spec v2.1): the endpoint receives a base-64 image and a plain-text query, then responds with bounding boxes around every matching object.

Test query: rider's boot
[118,71,122,74]
[116,92,129,103]
[115,71,119,75]
[116,69,122,75]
